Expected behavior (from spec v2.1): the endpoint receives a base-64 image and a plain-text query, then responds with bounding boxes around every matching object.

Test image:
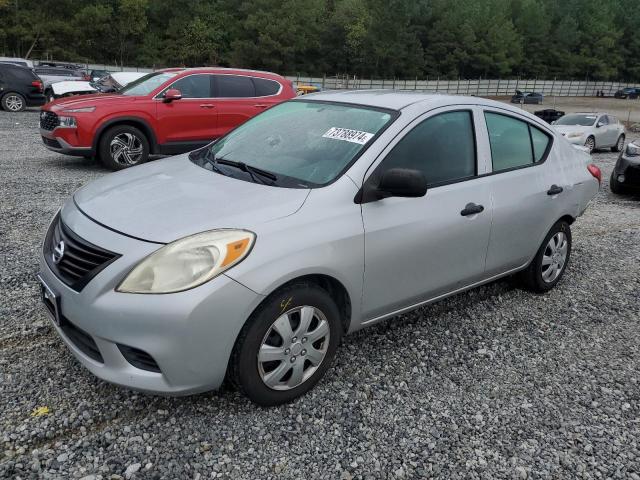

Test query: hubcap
[5,95,23,111]
[541,232,568,283]
[110,133,144,165]
[258,306,330,391]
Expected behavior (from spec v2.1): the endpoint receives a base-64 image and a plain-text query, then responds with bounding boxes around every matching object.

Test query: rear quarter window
[253,77,281,96]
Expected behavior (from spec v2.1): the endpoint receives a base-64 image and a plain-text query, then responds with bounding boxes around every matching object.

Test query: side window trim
[481,108,554,176]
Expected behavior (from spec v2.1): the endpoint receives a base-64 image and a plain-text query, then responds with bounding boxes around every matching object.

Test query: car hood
[49,93,143,110]
[51,81,96,95]
[73,155,310,243]
[553,125,591,135]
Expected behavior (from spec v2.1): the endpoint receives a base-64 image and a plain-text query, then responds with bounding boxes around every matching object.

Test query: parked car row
[48,71,147,101]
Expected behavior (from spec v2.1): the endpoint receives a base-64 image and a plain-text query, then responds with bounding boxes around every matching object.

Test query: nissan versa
[38,92,601,405]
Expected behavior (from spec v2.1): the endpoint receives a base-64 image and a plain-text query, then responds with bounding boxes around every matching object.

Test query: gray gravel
[1,108,639,480]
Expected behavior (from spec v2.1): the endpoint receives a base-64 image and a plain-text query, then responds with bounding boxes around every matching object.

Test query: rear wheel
[229,282,342,406]
[612,134,625,152]
[519,220,571,293]
[98,125,149,170]
[610,172,627,194]
[1,92,26,112]
[585,136,595,153]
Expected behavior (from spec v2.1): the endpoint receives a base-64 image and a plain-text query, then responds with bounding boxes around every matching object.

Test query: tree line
[0,0,638,81]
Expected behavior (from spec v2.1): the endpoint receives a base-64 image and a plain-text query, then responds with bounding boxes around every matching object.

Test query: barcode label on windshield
[322,127,374,145]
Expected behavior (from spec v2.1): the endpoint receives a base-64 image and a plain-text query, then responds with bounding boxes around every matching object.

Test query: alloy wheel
[585,137,595,153]
[257,306,330,391]
[617,136,625,151]
[5,95,24,112]
[541,232,568,283]
[110,133,144,165]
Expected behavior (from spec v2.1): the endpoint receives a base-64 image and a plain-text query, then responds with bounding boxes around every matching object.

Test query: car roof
[296,90,530,113]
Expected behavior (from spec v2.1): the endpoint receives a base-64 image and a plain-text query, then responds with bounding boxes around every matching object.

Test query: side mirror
[163,89,182,103]
[357,168,427,204]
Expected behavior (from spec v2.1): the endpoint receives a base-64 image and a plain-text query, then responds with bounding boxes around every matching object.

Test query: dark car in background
[35,65,87,89]
[89,69,110,82]
[0,63,45,111]
[511,90,544,104]
[610,139,640,194]
[614,87,640,99]
[534,108,565,124]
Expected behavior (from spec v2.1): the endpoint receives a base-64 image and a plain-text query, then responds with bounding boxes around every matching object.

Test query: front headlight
[58,116,77,128]
[626,142,640,156]
[566,132,583,139]
[117,229,255,294]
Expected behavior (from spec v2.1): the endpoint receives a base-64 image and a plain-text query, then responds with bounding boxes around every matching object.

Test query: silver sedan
[38,92,600,405]
[552,112,626,153]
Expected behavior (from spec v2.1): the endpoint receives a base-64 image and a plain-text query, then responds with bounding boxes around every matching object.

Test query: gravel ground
[1,108,639,480]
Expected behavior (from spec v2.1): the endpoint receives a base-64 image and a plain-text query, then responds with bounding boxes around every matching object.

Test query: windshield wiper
[215,158,278,184]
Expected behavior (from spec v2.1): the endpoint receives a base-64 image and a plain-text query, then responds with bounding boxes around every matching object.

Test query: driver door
[360,107,493,320]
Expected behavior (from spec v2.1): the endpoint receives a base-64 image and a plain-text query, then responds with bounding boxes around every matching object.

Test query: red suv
[39,68,296,170]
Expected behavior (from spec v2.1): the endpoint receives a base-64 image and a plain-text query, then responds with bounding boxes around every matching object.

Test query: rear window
[216,75,256,97]
[3,66,38,81]
[253,77,281,96]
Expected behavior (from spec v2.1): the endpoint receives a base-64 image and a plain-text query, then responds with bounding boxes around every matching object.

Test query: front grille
[42,137,61,149]
[60,315,103,362]
[118,345,161,373]
[40,111,59,131]
[44,213,120,292]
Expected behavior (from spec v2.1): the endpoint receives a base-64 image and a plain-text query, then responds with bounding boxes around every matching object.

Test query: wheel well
[95,119,157,154]
[559,214,575,226]
[269,275,352,334]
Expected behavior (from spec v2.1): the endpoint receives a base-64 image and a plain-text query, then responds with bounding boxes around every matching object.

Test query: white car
[48,72,147,101]
[552,112,625,153]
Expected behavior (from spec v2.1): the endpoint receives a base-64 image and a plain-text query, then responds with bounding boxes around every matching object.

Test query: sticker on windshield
[322,127,374,145]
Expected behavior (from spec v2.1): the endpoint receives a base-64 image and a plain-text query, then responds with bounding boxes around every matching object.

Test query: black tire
[98,124,150,170]
[612,134,625,153]
[610,172,626,194]
[1,92,26,112]
[229,282,343,406]
[519,220,572,293]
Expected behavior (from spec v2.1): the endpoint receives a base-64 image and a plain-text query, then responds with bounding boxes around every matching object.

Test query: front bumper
[38,202,263,395]
[40,128,93,156]
[613,154,640,189]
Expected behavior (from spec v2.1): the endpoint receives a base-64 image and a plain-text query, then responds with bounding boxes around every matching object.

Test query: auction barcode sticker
[322,127,374,145]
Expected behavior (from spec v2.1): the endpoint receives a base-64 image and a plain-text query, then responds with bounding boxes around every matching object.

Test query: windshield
[119,72,178,96]
[555,114,597,127]
[190,101,395,187]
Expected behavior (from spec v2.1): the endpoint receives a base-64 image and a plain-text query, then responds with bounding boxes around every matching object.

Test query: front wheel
[612,135,625,153]
[519,220,572,293]
[584,136,595,154]
[229,282,342,406]
[98,125,149,170]
[1,92,26,112]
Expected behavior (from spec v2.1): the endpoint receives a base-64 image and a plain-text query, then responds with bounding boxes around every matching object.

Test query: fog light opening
[618,174,626,183]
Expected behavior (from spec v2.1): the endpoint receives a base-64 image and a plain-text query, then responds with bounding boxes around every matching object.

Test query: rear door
[604,115,620,146]
[212,75,283,137]
[480,109,562,275]
[154,73,218,146]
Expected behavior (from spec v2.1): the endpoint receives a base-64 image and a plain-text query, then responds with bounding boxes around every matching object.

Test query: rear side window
[216,75,256,97]
[166,74,212,98]
[6,66,37,81]
[252,77,280,96]
[485,112,551,171]
[380,110,476,186]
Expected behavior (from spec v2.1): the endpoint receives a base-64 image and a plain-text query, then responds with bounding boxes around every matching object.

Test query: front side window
[485,112,551,171]
[216,75,256,97]
[163,74,211,98]
[120,72,178,96]
[379,110,476,186]
[191,100,395,187]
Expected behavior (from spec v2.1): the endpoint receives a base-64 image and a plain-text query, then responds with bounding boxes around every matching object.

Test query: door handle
[254,104,269,108]
[460,203,484,216]
[199,104,215,109]
[547,185,563,195]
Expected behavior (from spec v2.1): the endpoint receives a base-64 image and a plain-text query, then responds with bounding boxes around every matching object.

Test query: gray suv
[38,92,600,405]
